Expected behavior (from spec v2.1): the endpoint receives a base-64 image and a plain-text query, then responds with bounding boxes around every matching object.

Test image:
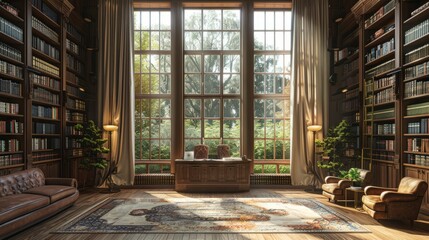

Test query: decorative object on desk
[55,197,369,233]
[316,120,353,176]
[339,167,363,187]
[307,124,322,189]
[217,144,230,158]
[102,123,120,193]
[184,151,194,160]
[74,120,109,187]
[194,144,209,159]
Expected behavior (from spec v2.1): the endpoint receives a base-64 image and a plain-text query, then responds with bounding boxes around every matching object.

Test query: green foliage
[339,168,362,186]
[316,120,352,175]
[75,120,110,170]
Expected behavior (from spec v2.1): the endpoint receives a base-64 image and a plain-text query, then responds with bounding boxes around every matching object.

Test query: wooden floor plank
[6,189,429,240]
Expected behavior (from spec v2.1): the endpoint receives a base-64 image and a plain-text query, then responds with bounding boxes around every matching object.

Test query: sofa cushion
[0,194,50,225]
[322,183,342,195]
[24,185,76,203]
[362,195,386,212]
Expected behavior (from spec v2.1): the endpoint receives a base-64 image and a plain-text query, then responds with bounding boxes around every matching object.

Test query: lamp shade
[103,124,118,132]
[307,125,322,132]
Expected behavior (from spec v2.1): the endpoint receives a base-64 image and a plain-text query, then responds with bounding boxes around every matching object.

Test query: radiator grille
[250,174,291,185]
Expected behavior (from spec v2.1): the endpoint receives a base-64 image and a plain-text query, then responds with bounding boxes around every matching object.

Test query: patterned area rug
[55,198,369,233]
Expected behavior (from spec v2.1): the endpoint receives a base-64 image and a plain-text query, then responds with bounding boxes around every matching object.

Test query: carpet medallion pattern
[56,198,369,233]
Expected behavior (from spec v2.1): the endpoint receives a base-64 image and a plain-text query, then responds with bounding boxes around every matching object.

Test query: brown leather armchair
[322,168,371,203]
[362,177,428,224]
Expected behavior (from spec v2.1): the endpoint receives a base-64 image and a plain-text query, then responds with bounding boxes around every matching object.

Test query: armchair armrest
[338,179,352,189]
[364,186,397,195]
[325,176,342,184]
[380,191,418,202]
[45,178,78,188]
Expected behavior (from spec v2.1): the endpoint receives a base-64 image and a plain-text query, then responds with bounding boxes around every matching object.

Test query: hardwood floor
[8,188,429,240]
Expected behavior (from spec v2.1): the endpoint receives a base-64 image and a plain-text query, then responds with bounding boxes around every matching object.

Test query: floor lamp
[103,124,120,193]
[308,125,322,190]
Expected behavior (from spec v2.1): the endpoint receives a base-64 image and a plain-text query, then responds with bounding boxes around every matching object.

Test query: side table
[345,187,364,208]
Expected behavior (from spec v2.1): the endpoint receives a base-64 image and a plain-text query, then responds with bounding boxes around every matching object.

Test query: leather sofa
[0,168,79,239]
[362,177,428,224]
[322,168,371,203]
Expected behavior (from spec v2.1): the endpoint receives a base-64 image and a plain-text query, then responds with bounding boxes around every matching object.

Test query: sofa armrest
[338,179,352,189]
[45,178,78,188]
[364,186,397,196]
[380,191,418,202]
[325,176,342,184]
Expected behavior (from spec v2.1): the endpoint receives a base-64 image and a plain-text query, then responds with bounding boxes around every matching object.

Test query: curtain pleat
[98,0,135,185]
[291,0,329,185]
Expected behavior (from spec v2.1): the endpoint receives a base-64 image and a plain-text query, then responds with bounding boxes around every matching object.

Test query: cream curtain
[98,0,135,185]
[290,0,329,186]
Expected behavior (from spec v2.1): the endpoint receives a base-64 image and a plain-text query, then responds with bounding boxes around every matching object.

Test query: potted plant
[315,120,352,175]
[74,120,110,187]
[339,168,362,187]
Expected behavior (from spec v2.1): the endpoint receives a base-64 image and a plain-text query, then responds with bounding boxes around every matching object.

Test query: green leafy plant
[339,168,362,186]
[75,120,110,170]
[316,120,352,175]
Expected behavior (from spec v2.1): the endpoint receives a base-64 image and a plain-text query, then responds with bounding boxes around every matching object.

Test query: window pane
[185,32,202,50]
[254,32,264,50]
[141,11,150,30]
[224,99,240,118]
[150,11,160,30]
[223,74,240,94]
[185,10,202,30]
[204,120,220,138]
[266,31,274,50]
[285,11,292,30]
[185,55,201,73]
[223,32,240,50]
[223,10,240,30]
[203,31,222,50]
[204,55,220,73]
[160,12,171,30]
[254,12,264,30]
[204,99,220,118]
[185,119,201,138]
[185,74,201,94]
[265,11,274,30]
[203,10,221,30]
[275,32,284,51]
[134,12,141,30]
[204,74,220,94]
[185,99,201,117]
[223,120,240,138]
[160,32,171,50]
[275,12,284,30]
[223,55,240,73]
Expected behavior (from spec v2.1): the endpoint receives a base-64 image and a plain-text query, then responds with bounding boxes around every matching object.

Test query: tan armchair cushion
[322,183,342,195]
[362,195,386,212]
[364,186,397,196]
[380,191,418,202]
[397,177,428,197]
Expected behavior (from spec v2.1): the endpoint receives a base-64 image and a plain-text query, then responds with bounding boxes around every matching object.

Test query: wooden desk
[175,159,251,193]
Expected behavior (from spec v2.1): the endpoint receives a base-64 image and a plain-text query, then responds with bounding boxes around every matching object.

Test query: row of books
[345,75,358,87]
[32,137,60,151]
[32,56,59,76]
[371,150,395,161]
[0,16,23,41]
[373,87,394,104]
[366,75,395,93]
[404,60,429,80]
[0,78,21,96]
[0,139,19,152]
[33,87,60,104]
[342,98,359,112]
[404,18,429,44]
[0,101,19,114]
[32,16,58,43]
[367,107,395,120]
[65,138,81,149]
[405,43,429,64]
[66,110,85,122]
[67,98,85,111]
[0,59,23,79]
[407,118,429,134]
[66,71,82,85]
[406,102,429,116]
[66,39,80,55]
[32,36,59,60]
[364,0,395,28]
[365,59,395,79]
[374,123,395,135]
[0,41,21,62]
[369,23,394,42]
[32,151,60,161]
[30,72,60,90]
[333,48,356,64]
[66,85,84,98]
[345,88,358,100]
[0,120,23,133]
[411,2,429,16]
[32,105,59,119]
[407,138,429,152]
[404,79,429,98]
[32,0,59,23]
[407,154,429,166]
[66,54,83,74]
[373,139,394,151]
[340,58,358,76]
[69,148,83,157]
[0,154,23,167]
[343,112,360,124]
[365,38,394,63]
[0,1,19,17]
[66,22,83,43]
[66,125,82,135]
[33,122,57,134]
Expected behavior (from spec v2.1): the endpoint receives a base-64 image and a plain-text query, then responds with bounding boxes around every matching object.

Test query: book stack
[365,59,395,78]
[0,79,21,96]
[66,85,84,98]
[66,54,83,73]
[0,101,18,114]
[30,73,60,90]
[0,59,23,78]
[0,154,23,166]
[66,110,85,122]
[0,16,23,41]
[66,71,82,85]
[33,87,60,104]
[374,87,394,104]
[405,43,429,63]
[32,137,60,150]
[0,120,23,133]
[32,105,59,119]
[374,139,394,151]
[32,16,58,42]
[405,18,429,44]
[66,39,80,55]
[32,36,59,60]
[365,38,394,63]
[374,75,395,90]
[0,41,22,62]
[0,139,19,152]
[67,98,85,110]
[407,138,429,152]
[33,122,57,134]
[375,123,395,135]
[404,60,429,80]
[32,56,59,76]
[408,154,429,166]
[364,0,395,28]
[407,118,429,133]
[404,79,429,98]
